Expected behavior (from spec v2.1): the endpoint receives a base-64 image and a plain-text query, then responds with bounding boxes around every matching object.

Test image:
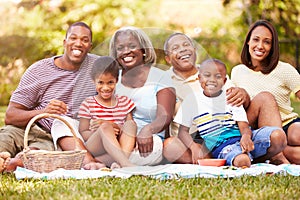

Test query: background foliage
[0,0,299,105]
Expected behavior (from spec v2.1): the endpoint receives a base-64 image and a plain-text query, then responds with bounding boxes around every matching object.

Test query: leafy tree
[223,0,300,37]
[0,0,161,66]
[0,0,161,105]
[0,0,299,105]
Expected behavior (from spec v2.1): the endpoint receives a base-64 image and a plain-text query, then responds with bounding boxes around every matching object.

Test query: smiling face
[247,25,272,69]
[114,31,144,70]
[63,25,92,67]
[94,72,117,105]
[165,34,197,74]
[199,61,227,97]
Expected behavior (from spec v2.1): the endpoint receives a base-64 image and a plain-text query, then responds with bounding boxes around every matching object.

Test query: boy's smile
[199,62,227,97]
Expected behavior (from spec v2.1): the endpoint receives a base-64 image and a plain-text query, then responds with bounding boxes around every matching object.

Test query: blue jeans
[216,126,280,166]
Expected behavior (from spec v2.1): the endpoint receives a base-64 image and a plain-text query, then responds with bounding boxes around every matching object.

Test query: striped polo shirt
[10,53,99,131]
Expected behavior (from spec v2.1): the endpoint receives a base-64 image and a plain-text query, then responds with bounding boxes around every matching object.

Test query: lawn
[1,170,300,199]
[1,106,300,199]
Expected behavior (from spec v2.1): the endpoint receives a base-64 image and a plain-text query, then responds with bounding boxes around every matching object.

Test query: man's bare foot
[110,162,121,169]
[5,158,24,172]
[83,161,106,170]
[111,162,136,169]
[0,152,11,173]
[270,152,290,165]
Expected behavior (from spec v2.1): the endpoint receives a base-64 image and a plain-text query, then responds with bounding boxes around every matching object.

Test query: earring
[143,53,146,57]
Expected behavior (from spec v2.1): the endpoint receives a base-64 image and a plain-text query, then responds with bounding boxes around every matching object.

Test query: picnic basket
[21,113,87,173]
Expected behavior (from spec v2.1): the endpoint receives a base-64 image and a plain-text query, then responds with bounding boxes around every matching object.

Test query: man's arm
[5,100,67,128]
[5,102,43,128]
[178,124,208,163]
[178,125,193,147]
[226,87,251,109]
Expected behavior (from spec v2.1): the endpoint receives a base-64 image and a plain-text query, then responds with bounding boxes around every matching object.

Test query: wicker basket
[21,113,87,173]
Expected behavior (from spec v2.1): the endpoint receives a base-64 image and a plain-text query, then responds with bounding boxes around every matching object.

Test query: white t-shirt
[166,66,235,136]
[174,89,247,150]
[116,67,174,138]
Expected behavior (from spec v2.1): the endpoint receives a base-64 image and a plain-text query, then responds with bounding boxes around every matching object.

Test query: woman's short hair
[109,26,156,66]
[240,20,279,74]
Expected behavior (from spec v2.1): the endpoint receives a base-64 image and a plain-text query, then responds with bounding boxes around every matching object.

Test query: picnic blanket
[14,163,300,180]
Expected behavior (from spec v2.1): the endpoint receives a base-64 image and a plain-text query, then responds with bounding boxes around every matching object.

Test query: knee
[232,153,251,168]
[122,120,137,137]
[97,122,114,134]
[163,138,174,160]
[163,137,178,156]
[255,92,276,102]
[287,123,300,145]
[270,129,287,149]
[163,137,174,149]
[252,92,277,107]
[99,122,112,128]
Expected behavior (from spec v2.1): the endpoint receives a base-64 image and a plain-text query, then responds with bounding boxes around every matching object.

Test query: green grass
[0,106,6,127]
[0,173,300,200]
[1,105,300,199]
[292,100,300,115]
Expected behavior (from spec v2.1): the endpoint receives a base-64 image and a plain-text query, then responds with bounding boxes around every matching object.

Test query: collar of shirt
[167,66,199,83]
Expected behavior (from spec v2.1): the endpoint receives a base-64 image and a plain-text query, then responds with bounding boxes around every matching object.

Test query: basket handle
[24,113,82,151]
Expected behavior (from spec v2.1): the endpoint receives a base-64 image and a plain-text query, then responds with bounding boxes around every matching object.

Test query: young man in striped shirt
[0,22,103,172]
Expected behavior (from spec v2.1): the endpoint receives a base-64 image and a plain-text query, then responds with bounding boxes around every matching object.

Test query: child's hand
[240,135,254,153]
[112,123,121,137]
[90,119,104,131]
[190,143,206,164]
[90,120,120,135]
[44,99,68,114]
